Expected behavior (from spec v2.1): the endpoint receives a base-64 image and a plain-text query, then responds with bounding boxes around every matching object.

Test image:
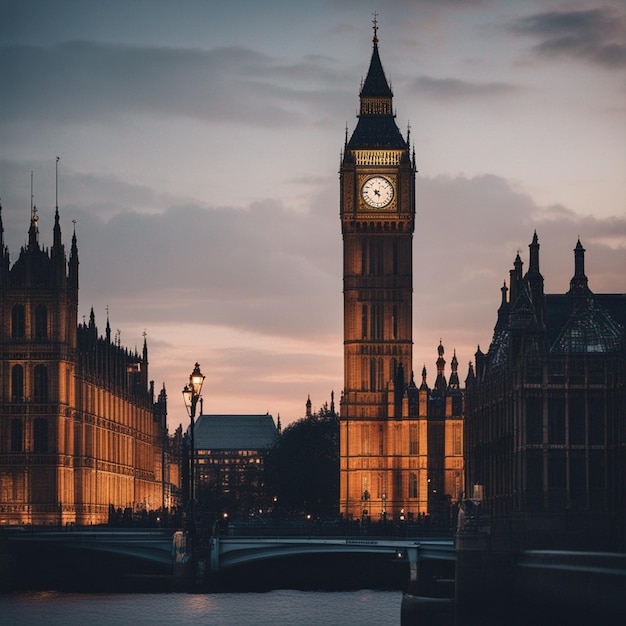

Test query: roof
[345,39,407,152]
[193,414,277,451]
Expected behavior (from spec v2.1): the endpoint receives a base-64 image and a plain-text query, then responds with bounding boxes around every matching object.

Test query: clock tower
[339,22,426,521]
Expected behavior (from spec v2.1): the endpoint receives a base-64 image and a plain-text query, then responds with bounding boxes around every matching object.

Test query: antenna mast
[56,156,60,209]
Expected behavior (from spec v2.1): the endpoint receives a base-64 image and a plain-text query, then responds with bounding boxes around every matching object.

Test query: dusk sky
[1,0,624,430]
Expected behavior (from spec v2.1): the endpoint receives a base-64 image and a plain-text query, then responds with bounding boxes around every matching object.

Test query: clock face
[361,176,394,209]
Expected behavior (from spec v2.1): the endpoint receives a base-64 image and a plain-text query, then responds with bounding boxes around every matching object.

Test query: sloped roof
[193,414,277,451]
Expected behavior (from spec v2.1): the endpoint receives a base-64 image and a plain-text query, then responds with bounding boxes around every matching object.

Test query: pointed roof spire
[449,350,460,389]
[345,18,408,153]
[568,238,591,296]
[361,17,393,100]
[28,205,39,250]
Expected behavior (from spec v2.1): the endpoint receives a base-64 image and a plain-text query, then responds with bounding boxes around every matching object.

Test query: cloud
[509,6,626,69]
[3,163,624,423]
[0,41,347,127]
[409,76,519,101]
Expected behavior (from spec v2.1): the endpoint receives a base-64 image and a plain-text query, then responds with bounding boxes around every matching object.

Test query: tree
[265,405,339,519]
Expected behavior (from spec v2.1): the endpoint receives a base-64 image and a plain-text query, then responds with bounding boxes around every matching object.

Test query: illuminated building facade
[192,413,278,519]
[0,203,168,525]
[465,234,626,548]
[339,24,463,522]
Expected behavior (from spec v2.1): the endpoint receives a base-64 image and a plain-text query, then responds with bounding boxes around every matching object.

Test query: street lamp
[182,363,205,554]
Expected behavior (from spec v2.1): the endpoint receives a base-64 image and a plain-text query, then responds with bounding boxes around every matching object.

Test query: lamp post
[182,362,205,561]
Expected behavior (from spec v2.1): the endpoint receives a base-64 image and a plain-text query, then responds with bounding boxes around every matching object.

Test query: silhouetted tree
[265,405,339,519]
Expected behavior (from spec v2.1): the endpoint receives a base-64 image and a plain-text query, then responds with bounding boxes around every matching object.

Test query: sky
[1,0,625,431]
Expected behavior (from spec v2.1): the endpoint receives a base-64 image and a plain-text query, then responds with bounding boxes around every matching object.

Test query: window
[409,473,418,498]
[548,398,565,444]
[361,424,370,455]
[525,397,543,444]
[588,398,605,445]
[11,419,23,452]
[11,365,24,402]
[34,418,48,452]
[569,394,585,445]
[453,423,462,456]
[409,424,418,455]
[12,304,25,338]
[362,305,368,339]
[34,365,48,403]
[35,305,48,339]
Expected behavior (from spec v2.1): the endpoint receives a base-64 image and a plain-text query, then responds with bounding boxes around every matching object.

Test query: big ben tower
[339,19,425,521]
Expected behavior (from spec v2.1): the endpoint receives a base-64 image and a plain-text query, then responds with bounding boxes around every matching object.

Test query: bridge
[208,536,455,577]
[3,527,454,575]
[3,528,176,567]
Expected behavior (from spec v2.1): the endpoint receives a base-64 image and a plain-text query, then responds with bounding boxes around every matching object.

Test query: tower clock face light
[361,176,394,209]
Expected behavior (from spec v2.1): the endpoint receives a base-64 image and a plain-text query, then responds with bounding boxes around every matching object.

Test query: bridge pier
[454,530,514,610]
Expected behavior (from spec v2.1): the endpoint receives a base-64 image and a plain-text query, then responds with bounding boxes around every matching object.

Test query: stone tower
[339,21,423,521]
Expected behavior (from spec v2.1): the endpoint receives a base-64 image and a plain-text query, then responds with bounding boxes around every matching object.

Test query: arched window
[35,304,48,339]
[11,364,24,402]
[11,419,23,452]
[33,418,49,452]
[12,304,25,338]
[34,365,48,403]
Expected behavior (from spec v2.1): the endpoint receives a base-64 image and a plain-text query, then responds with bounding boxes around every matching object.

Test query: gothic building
[0,201,168,525]
[339,24,463,522]
[465,234,626,549]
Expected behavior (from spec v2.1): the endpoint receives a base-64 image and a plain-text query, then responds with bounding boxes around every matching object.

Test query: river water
[0,589,570,626]
[1,590,404,626]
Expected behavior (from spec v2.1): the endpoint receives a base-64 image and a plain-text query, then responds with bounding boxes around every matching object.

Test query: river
[0,588,571,626]
[1,590,404,626]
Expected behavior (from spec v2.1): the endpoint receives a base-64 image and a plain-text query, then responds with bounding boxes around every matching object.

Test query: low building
[191,413,278,520]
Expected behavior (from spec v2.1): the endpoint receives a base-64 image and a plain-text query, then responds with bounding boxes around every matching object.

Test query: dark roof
[193,414,277,451]
[361,43,393,98]
[347,116,407,151]
[345,40,407,152]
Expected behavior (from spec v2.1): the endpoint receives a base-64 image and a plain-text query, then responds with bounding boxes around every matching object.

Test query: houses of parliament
[0,201,170,525]
[1,22,623,544]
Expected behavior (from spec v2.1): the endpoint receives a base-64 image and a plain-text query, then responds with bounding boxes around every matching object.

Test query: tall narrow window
[453,423,462,456]
[35,304,48,339]
[409,424,418,455]
[34,365,48,403]
[370,358,377,391]
[362,305,368,339]
[12,304,25,338]
[11,419,23,452]
[392,305,398,339]
[34,418,49,452]
[409,473,418,498]
[11,365,24,402]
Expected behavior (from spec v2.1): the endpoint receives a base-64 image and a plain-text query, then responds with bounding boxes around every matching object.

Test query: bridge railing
[219,519,454,540]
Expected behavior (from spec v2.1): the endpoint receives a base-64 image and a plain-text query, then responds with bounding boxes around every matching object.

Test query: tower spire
[55,156,60,210]
[372,11,379,45]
